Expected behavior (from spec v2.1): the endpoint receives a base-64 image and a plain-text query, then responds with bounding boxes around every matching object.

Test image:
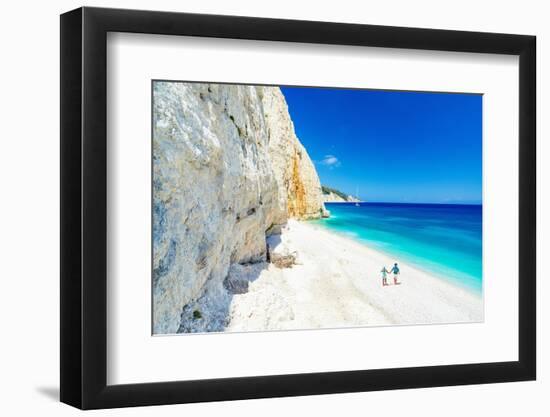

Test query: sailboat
[355,187,360,206]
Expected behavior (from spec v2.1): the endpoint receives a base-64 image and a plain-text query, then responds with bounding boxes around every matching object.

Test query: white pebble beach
[226,219,483,332]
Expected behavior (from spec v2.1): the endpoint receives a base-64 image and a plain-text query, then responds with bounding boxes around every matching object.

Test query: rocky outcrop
[153,82,327,334]
[266,233,297,268]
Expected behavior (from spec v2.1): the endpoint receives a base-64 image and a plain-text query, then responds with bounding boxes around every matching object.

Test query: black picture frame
[60,6,536,410]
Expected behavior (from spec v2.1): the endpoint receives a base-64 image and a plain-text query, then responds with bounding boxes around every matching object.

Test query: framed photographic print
[60,6,536,409]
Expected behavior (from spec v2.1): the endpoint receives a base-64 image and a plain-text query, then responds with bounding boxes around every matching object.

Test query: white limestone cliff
[152,82,327,334]
[322,185,361,203]
[323,192,347,202]
[323,192,361,203]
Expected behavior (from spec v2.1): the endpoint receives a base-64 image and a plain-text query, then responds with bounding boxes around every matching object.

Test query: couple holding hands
[381,263,400,286]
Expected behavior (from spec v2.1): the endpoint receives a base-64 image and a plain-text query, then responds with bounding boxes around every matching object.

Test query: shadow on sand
[176,261,269,334]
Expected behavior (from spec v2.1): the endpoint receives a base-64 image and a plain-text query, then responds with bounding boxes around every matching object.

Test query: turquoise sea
[314,202,482,293]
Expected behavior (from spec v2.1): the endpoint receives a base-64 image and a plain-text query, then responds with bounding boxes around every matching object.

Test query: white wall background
[0,0,545,415]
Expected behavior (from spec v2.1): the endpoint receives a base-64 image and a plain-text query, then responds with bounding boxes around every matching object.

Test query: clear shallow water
[313,203,482,293]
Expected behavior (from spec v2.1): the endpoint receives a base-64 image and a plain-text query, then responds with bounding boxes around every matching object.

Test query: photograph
[152,81,483,335]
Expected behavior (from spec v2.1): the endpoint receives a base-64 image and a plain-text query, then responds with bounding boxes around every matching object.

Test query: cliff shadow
[177,261,270,334]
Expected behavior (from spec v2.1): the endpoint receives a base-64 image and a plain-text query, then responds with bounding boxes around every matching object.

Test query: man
[390,263,400,285]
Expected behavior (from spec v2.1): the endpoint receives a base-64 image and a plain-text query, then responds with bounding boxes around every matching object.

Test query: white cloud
[318,154,341,169]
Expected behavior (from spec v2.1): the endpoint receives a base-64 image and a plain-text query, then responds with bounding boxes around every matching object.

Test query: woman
[380,266,390,286]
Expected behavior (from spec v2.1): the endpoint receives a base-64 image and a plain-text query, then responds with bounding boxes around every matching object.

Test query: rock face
[152,82,327,334]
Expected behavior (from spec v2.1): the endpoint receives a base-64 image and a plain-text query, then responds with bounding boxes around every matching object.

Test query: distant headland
[321,185,361,203]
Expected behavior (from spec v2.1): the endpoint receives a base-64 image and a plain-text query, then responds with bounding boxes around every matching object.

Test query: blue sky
[280,87,482,204]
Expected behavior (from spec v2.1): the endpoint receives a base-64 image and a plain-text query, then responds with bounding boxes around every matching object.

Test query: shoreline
[309,219,482,296]
[223,219,483,333]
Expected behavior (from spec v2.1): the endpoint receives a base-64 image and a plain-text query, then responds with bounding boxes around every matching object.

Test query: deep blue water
[313,202,482,293]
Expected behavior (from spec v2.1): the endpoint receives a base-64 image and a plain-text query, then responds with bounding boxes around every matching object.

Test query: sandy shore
[225,219,483,332]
